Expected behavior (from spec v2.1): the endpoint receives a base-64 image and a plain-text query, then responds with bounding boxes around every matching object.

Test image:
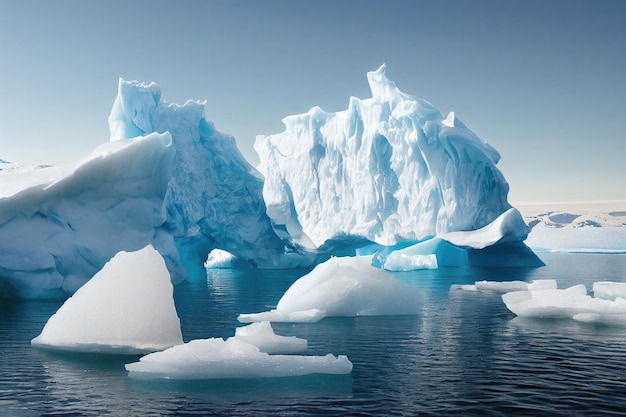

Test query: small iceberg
[238,256,423,323]
[31,245,183,354]
[125,322,351,380]
[502,280,626,324]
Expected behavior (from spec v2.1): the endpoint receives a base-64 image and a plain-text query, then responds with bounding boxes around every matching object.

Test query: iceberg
[125,331,351,380]
[109,78,314,272]
[0,134,184,298]
[31,246,183,354]
[255,64,527,259]
[450,279,557,293]
[502,281,626,324]
[238,256,423,323]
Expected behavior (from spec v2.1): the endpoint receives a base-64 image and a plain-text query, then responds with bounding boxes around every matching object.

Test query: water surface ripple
[1,254,626,416]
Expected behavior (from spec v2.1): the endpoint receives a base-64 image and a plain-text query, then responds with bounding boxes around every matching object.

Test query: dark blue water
[2,253,626,416]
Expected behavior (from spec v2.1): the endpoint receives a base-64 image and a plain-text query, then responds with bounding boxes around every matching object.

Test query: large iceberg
[31,246,183,354]
[0,134,183,298]
[109,79,313,272]
[255,64,523,255]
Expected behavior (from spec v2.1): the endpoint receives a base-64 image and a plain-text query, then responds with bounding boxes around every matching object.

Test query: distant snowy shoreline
[514,200,626,254]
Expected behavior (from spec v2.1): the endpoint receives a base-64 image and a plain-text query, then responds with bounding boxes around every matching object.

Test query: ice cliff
[256,64,519,251]
[108,79,309,271]
[0,134,183,298]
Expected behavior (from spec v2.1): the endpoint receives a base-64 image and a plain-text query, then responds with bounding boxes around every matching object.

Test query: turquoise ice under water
[2,253,626,416]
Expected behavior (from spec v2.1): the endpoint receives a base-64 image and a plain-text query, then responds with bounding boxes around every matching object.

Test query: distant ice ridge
[31,246,183,354]
[0,133,184,298]
[109,78,314,274]
[256,64,524,257]
[238,256,423,323]
[502,280,626,325]
[517,201,626,253]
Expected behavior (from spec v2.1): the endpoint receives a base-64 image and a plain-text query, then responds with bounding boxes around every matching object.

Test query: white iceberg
[451,279,557,293]
[125,334,351,380]
[109,79,312,271]
[238,256,423,323]
[502,280,626,324]
[256,64,525,255]
[31,245,183,354]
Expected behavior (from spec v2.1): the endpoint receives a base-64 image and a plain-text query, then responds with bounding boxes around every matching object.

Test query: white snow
[502,280,626,324]
[255,64,520,252]
[31,245,183,354]
[524,222,626,253]
[125,330,351,380]
[238,256,423,323]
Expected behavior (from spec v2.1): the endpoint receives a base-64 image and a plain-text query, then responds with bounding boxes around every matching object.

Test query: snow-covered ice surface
[502,280,626,325]
[31,246,183,354]
[0,133,183,298]
[256,64,521,252]
[517,200,626,253]
[238,256,423,323]
[125,323,351,380]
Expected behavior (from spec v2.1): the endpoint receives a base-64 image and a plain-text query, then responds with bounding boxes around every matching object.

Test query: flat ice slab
[501,280,626,324]
[238,256,423,323]
[125,322,351,380]
[31,245,183,354]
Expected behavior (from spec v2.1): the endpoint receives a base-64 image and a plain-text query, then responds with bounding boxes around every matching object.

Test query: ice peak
[367,63,401,103]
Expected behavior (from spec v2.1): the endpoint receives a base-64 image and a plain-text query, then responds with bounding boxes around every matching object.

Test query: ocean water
[2,253,626,416]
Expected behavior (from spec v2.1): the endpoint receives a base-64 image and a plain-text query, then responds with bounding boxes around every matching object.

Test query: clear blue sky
[1,0,624,202]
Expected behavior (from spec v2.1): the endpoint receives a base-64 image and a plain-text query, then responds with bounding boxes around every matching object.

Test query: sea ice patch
[125,331,351,380]
[31,245,183,354]
[501,280,626,324]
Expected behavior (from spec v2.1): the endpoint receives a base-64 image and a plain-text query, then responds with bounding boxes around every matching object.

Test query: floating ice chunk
[31,245,182,354]
[593,282,626,301]
[451,279,557,293]
[502,284,591,318]
[527,280,558,291]
[501,281,626,323]
[125,336,352,380]
[234,321,307,354]
[238,256,422,323]
[381,253,438,272]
